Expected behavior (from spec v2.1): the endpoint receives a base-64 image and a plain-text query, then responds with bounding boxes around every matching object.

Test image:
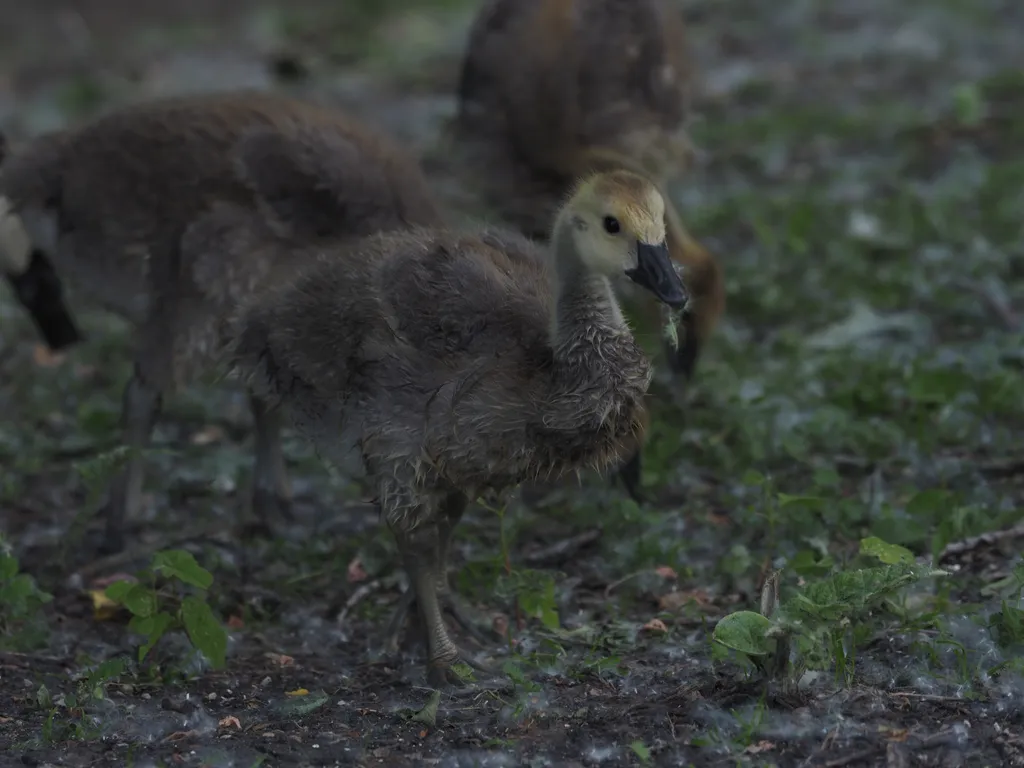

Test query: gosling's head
[559,170,688,309]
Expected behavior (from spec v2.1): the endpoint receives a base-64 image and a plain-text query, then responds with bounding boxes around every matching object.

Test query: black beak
[4,249,83,351]
[625,241,689,309]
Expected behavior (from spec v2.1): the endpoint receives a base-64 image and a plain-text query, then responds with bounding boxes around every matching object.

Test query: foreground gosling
[452,0,725,499]
[0,91,441,555]
[229,170,688,686]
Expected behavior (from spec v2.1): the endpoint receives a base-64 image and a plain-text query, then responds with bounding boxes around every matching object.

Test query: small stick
[522,528,601,566]
[74,522,227,579]
[335,578,384,626]
[936,522,1024,563]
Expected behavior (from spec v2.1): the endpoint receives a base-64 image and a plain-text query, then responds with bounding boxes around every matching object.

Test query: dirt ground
[2,0,1024,766]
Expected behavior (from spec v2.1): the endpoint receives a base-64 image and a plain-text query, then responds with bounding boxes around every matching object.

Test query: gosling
[451,0,725,500]
[0,91,442,556]
[228,169,688,686]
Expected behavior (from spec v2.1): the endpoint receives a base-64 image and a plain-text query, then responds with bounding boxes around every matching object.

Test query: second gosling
[228,169,688,686]
[0,91,442,555]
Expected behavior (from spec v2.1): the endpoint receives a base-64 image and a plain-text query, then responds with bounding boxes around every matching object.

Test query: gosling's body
[0,91,442,554]
[229,170,688,685]
[457,0,694,205]
[235,227,651,498]
[452,0,725,498]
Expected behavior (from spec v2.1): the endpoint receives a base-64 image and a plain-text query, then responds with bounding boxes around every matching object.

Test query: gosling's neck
[549,218,627,349]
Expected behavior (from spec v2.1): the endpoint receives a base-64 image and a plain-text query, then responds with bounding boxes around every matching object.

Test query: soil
[1,0,1023,766]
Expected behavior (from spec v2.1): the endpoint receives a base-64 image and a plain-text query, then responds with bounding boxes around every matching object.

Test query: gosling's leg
[247,391,293,535]
[391,518,495,686]
[100,364,163,555]
[394,524,463,687]
[385,492,496,653]
[436,491,496,644]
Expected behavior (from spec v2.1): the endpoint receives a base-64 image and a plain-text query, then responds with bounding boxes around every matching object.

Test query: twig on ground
[889,691,966,703]
[936,522,1024,563]
[522,528,601,566]
[604,569,655,598]
[335,578,385,625]
[817,746,881,767]
[74,522,228,579]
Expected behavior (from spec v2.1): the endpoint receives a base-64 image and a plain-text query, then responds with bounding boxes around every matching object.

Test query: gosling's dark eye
[603,216,621,235]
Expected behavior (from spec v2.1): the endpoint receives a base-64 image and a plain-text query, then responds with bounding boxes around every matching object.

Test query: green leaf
[0,553,19,580]
[181,596,227,668]
[503,660,527,686]
[153,550,213,590]
[106,582,157,618]
[712,611,774,656]
[860,536,915,565]
[905,489,954,521]
[410,689,441,727]
[133,611,175,662]
[787,563,947,623]
[777,493,824,509]
[274,689,330,717]
[630,740,652,764]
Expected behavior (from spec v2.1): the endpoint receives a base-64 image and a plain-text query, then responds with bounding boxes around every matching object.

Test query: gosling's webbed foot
[426,652,497,689]
[440,589,500,646]
[385,587,500,656]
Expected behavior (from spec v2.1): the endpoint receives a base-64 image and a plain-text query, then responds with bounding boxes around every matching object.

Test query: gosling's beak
[5,249,83,351]
[625,241,689,309]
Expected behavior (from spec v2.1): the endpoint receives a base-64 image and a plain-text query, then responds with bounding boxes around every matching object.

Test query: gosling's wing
[232,121,441,241]
[376,227,552,363]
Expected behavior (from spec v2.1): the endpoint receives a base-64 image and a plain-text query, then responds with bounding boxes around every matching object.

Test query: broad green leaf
[860,536,915,565]
[153,550,213,590]
[133,611,174,662]
[181,596,227,668]
[104,580,134,602]
[410,689,441,726]
[712,611,774,656]
[105,582,157,618]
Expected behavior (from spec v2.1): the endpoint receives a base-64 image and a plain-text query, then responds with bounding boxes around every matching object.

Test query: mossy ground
[1,1,1023,766]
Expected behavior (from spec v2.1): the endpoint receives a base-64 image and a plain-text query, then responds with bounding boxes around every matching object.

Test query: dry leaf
[658,589,714,612]
[33,344,67,368]
[266,653,295,666]
[745,740,775,754]
[642,618,668,633]
[163,729,199,742]
[74,363,98,380]
[89,590,122,621]
[491,613,509,637]
[285,688,309,697]
[347,557,368,583]
[218,715,242,729]
[227,615,245,630]
[880,726,909,742]
[418,729,428,738]
[190,425,224,446]
[654,565,678,580]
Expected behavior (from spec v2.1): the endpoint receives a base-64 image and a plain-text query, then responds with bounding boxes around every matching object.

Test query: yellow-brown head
[557,170,688,308]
